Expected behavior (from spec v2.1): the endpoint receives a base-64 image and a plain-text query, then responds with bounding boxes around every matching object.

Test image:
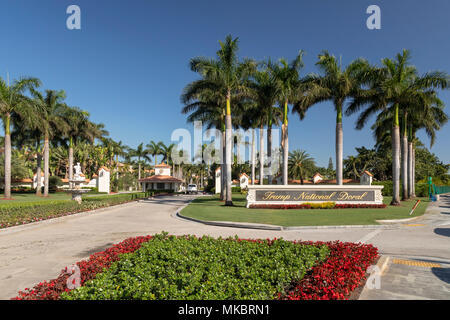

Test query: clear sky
[1,0,449,167]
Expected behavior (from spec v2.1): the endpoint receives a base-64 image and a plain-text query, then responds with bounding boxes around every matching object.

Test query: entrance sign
[247,185,383,208]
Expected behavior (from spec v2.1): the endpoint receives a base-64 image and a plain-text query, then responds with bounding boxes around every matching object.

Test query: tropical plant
[0,76,41,198]
[288,150,316,184]
[296,51,371,187]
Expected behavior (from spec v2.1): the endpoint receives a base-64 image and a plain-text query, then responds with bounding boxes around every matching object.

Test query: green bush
[231,186,241,193]
[0,192,150,228]
[62,234,329,300]
[49,176,62,193]
[373,181,428,197]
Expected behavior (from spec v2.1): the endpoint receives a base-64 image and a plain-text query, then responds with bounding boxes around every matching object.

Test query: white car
[187,184,198,194]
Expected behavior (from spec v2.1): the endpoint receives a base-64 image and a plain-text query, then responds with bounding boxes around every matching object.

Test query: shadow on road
[76,242,114,258]
[434,227,450,238]
[431,267,450,284]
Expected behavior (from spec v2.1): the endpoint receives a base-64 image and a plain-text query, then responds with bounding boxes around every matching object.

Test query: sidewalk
[359,255,450,300]
[359,194,450,300]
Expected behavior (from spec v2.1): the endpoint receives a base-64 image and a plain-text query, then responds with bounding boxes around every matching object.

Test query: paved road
[0,194,449,299]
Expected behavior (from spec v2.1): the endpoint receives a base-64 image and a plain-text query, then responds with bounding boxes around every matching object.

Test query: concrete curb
[376,215,423,224]
[175,212,283,231]
[0,200,144,236]
[175,211,398,231]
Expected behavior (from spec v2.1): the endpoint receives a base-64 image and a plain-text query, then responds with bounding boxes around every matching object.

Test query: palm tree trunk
[408,140,413,198]
[401,134,408,200]
[36,153,42,196]
[336,106,343,185]
[4,114,12,199]
[259,123,264,185]
[412,140,416,198]
[43,134,50,197]
[282,101,289,185]
[267,124,272,184]
[69,139,74,189]
[225,108,233,206]
[391,106,401,205]
[401,113,408,200]
[251,128,256,185]
[220,129,226,201]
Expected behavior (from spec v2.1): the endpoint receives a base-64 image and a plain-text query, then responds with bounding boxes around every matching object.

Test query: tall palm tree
[182,35,256,206]
[0,76,41,198]
[296,51,371,186]
[347,50,449,204]
[146,140,164,167]
[32,90,69,196]
[249,67,282,185]
[288,150,315,185]
[181,89,227,200]
[269,51,305,185]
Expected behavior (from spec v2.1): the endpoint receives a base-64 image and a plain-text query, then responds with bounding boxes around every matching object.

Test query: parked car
[187,184,198,194]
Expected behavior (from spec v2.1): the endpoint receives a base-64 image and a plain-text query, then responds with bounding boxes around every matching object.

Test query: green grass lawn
[181,194,430,226]
[0,192,71,204]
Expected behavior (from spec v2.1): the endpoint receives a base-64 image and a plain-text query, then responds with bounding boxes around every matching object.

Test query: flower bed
[279,241,378,300]
[0,192,150,229]
[13,234,378,300]
[249,203,386,209]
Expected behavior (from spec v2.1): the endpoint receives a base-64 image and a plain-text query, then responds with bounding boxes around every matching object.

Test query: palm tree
[269,51,305,186]
[296,51,371,186]
[249,67,282,185]
[183,35,256,206]
[0,76,41,198]
[146,140,164,167]
[347,50,449,204]
[181,89,228,200]
[60,105,97,186]
[288,150,315,185]
[32,90,69,196]
[129,143,150,180]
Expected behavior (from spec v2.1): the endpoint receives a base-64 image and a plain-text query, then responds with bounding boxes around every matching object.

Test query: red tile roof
[139,175,182,183]
[154,163,171,168]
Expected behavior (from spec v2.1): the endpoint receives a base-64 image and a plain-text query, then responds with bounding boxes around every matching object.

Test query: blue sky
[1,0,449,167]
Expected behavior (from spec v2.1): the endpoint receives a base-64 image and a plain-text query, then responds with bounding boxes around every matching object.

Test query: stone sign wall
[247,185,383,208]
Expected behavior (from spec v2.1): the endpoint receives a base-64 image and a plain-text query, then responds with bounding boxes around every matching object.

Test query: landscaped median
[180,194,429,227]
[0,192,150,229]
[13,233,378,300]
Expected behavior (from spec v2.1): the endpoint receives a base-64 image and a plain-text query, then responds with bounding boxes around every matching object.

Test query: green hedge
[62,234,329,300]
[372,181,428,197]
[0,192,150,228]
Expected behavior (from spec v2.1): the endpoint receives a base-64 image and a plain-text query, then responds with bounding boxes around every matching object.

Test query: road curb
[175,211,398,231]
[175,212,283,231]
[375,215,423,224]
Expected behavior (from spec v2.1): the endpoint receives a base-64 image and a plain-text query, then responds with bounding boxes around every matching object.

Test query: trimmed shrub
[0,192,150,229]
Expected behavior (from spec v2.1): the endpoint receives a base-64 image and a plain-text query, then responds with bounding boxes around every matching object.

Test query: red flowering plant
[279,241,379,300]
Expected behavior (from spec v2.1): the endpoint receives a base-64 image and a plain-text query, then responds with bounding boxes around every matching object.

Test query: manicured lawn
[0,192,71,204]
[180,194,429,226]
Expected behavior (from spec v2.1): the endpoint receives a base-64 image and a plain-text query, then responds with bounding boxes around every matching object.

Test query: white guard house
[139,163,182,192]
[313,173,324,184]
[360,170,373,185]
[97,166,111,193]
[239,173,249,190]
[215,167,221,194]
